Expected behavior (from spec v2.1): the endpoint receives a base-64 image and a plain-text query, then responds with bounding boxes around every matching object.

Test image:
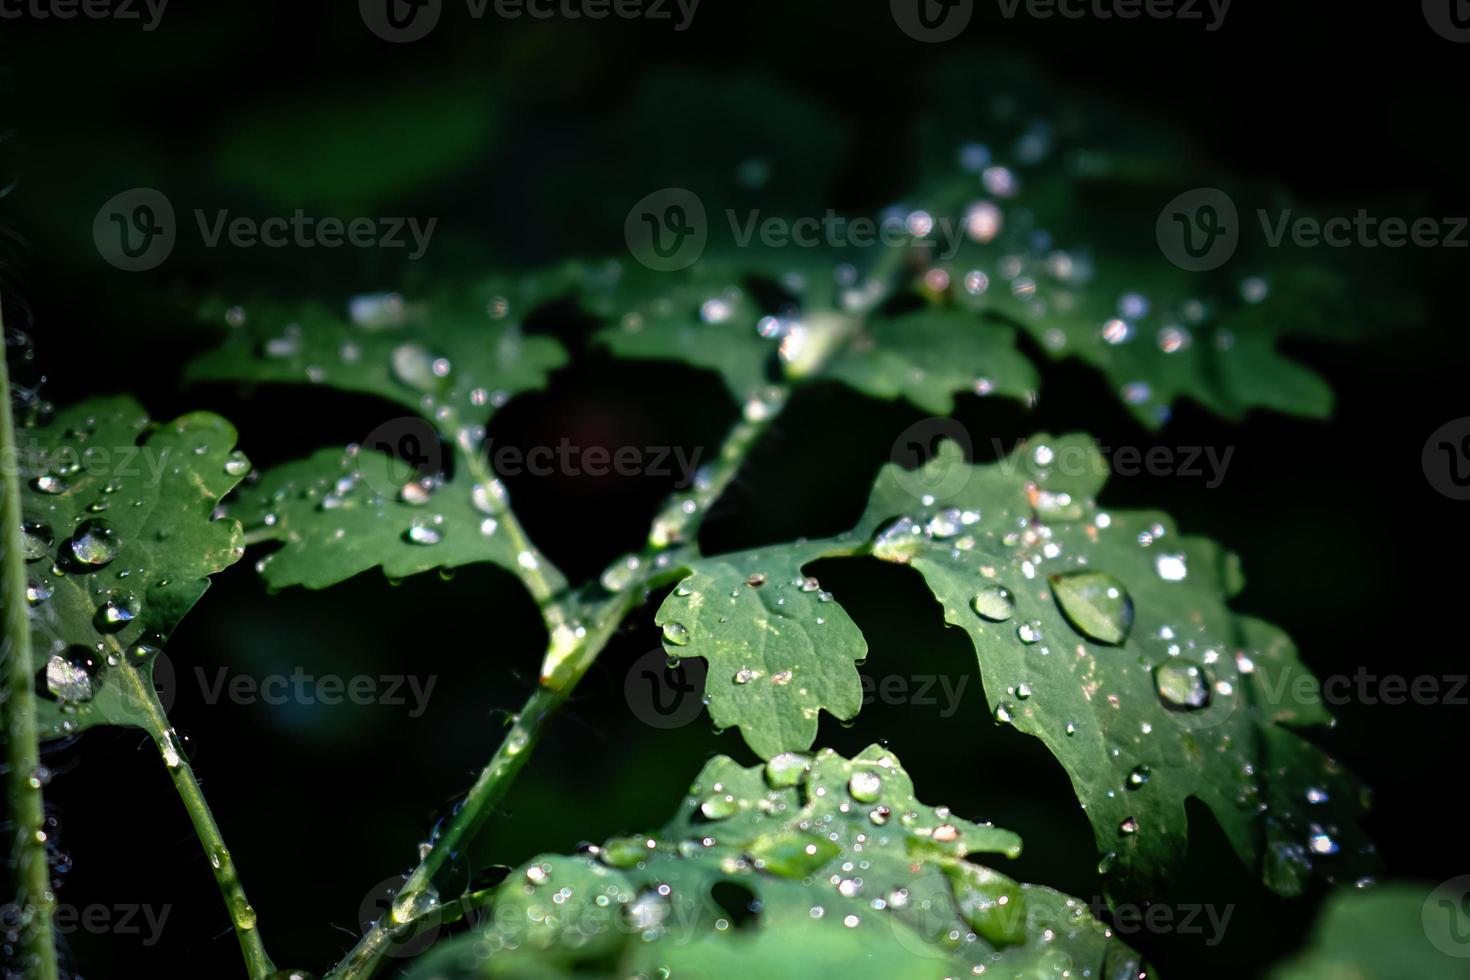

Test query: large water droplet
[45,648,100,702]
[661,622,691,647]
[1155,660,1212,711]
[971,585,1016,622]
[70,519,120,567]
[764,753,809,788]
[404,515,444,545]
[1049,570,1134,645]
[748,832,838,878]
[847,770,882,803]
[31,474,68,495]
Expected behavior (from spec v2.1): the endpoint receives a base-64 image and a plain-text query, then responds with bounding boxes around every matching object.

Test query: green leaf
[402,746,1144,980]
[228,447,556,593]
[14,397,247,738]
[189,279,569,442]
[590,264,1038,414]
[825,310,1038,414]
[664,435,1372,899]
[1267,883,1463,979]
[189,278,572,594]
[849,436,1373,897]
[654,544,866,760]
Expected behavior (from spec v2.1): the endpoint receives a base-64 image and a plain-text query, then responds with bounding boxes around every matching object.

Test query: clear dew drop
[70,519,121,567]
[1049,570,1134,645]
[223,451,251,477]
[1119,816,1139,836]
[31,474,68,495]
[661,622,691,647]
[390,343,443,391]
[764,752,808,788]
[26,580,53,606]
[1016,620,1043,644]
[1127,765,1151,789]
[699,794,739,820]
[847,771,883,803]
[971,584,1016,622]
[1155,553,1188,582]
[1154,660,1212,711]
[127,631,166,667]
[45,648,99,703]
[404,515,444,546]
[600,554,643,593]
[21,520,53,561]
[94,591,141,633]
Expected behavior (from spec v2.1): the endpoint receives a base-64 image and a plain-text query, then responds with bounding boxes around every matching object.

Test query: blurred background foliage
[2,1,1468,976]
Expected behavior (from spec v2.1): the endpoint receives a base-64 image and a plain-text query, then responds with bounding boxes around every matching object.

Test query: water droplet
[847,771,882,803]
[31,474,68,495]
[404,515,444,545]
[26,580,53,605]
[1127,765,1151,789]
[70,519,121,567]
[1155,553,1188,582]
[1118,816,1139,836]
[1016,621,1043,644]
[700,794,739,820]
[661,622,691,647]
[224,451,251,477]
[94,591,140,632]
[746,572,766,588]
[127,631,166,667]
[45,648,100,702]
[1049,571,1134,645]
[390,343,442,391]
[1155,660,1212,711]
[22,521,53,561]
[765,753,809,788]
[748,832,838,878]
[600,554,643,592]
[971,585,1016,622]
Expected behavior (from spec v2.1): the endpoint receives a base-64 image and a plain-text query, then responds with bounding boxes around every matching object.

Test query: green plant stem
[329,400,790,980]
[1,321,60,980]
[329,290,880,980]
[115,666,276,979]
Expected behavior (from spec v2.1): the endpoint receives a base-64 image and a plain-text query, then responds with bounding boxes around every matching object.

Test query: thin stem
[1,315,60,980]
[115,666,276,979]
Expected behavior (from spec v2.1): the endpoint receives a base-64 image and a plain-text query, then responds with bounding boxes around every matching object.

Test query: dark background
[3,1,1468,977]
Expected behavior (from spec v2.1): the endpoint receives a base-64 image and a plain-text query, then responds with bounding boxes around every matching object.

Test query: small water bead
[26,580,53,605]
[31,474,68,494]
[94,591,141,632]
[1118,816,1139,836]
[994,702,1016,724]
[971,585,1016,622]
[1306,787,1330,805]
[223,451,251,477]
[70,519,121,567]
[700,792,739,820]
[847,771,883,803]
[661,622,691,647]
[745,572,766,588]
[1127,765,1151,789]
[1016,620,1043,644]
[400,480,434,506]
[600,554,643,593]
[1154,660,1212,711]
[471,481,507,513]
[1155,553,1188,581]
[404,515,444,545]
[733,668,756,685]
[22,520,53,561]
[1049,571,1134,645]
[127,632,166,667]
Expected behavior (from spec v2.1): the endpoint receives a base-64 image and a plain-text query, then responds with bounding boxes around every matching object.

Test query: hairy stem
[1,317,60,980]
[116,666,276,979]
